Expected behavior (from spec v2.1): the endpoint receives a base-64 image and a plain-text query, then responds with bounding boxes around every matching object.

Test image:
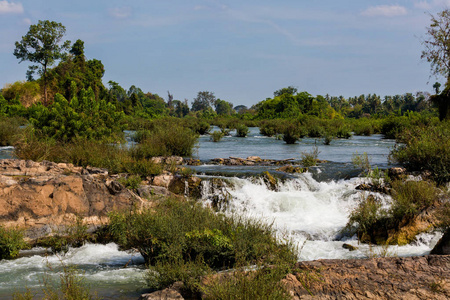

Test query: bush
[108,198,297,291]
[0,117,23,146]
[235,124,249,137]
[0,226,28,259]
[210,131,224,142]
[300,146,319,167]
[390,122,450,185]
[390,180,439,221]
[346,195,385,242]
[133,124,198,158]
[282,123,301,144]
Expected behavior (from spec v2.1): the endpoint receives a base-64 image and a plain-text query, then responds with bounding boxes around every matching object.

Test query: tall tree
[191,91,216,112]
[13,20,70,105]
[422,10,450,120]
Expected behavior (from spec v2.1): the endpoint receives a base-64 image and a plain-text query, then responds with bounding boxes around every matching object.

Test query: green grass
[0,226,29,259]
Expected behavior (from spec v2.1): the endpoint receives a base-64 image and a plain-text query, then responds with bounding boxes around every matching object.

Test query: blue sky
[1,0,449,107]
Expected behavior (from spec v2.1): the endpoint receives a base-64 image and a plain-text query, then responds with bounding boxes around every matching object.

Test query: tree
[422,10,450,120]
[14,20,71,105]
[274,86,298,97]
[191,91,216,112]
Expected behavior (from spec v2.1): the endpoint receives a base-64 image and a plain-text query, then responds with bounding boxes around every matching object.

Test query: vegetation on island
[2,9,450,299]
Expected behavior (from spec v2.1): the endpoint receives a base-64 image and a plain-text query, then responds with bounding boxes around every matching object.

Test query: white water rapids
[201,172,443,261]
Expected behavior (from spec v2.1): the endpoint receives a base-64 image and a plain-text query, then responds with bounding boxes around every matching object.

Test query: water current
[0,127,443,299]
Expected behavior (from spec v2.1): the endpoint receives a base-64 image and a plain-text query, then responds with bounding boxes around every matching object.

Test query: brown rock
[139,288,184,300]
[0,159,146,238]
[287,255,450,300]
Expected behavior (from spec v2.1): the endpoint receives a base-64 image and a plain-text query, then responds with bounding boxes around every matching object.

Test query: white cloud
[108,7,132,19]
[22,17,31,25]
[0,1,23,14]
[361,5,408,17]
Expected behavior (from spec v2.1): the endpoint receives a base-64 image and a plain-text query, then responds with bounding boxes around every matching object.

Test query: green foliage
[0,116,23,146]
[14,20,71,104]
[2,81,41,107]
[201,266,292,300]
[108,198,297,272]
[346,180,440,244]
[352,152,371,175]
[210,131,224,142]
[390,180,439,221]
[118,175,142,191]
[390,122,450,185]
[300,146,319,167]
[235,124,249,137]
[346,195,385,242]
[28,91,125,142]
[147,258,211,293]
[132,123,198,158]
[0,226,28,259]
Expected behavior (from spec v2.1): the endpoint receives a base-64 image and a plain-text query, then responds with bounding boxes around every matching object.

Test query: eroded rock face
[0,159,147,238]
[284,255,450,300]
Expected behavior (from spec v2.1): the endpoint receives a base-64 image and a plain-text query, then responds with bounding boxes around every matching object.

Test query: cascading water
[0,243,146,299]
[200,172,442,261]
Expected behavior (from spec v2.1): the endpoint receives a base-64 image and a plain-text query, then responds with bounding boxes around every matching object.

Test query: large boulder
[0,159,146,239]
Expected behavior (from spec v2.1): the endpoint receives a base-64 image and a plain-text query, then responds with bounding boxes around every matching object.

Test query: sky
[1,0,450,107]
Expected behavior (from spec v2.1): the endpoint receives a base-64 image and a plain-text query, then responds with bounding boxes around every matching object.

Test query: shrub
[390,122,450,185]
[390,180,439,221]
[346,195,385,242]
[300,146,319,167]
[235,124,249,137]
[336,126,352,139]
[108,198,297,291]
[282,123,301,144]
[0,117,23,146]
[133,124,198,157]
[323,133,333,145]
[0,226,28,259]
[210,131,224,142]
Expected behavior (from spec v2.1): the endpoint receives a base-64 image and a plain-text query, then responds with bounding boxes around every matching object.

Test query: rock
[152,172,174,188]
[0,159,146,239]
[139,288,184,300]
[150,156,165,164]
[276,165,306,174]
[388,167,407,179]
[262,171,277,190]
[285,255,450,299]
[166,156,183,165]
[342,243,358,251]
[247,156,261,162]
[431,228,450,255]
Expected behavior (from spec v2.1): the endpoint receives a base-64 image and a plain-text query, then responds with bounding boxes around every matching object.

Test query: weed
[300,146,319,167]
[118,174,142,191]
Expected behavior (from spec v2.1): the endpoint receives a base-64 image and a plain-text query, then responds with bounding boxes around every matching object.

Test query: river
[0,128,443,299]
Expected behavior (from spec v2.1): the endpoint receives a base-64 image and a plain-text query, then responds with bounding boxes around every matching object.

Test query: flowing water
[0,128,443,298]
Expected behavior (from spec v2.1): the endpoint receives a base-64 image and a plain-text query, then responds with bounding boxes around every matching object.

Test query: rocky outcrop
[284,255,450,299]
[0,159,149,238]
[206,156,298,166]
